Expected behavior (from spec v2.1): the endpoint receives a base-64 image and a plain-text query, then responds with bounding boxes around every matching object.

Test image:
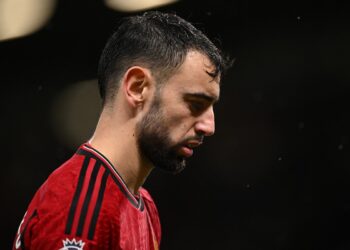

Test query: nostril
[195,131,205,137]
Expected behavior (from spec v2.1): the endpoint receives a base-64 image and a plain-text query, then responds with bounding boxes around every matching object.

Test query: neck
[89,110,153,195]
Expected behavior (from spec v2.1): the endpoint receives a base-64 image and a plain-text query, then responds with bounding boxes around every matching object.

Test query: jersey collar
[77,143,144,211]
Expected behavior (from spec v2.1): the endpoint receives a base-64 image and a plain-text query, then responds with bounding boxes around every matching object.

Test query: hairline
[103,49,221,107]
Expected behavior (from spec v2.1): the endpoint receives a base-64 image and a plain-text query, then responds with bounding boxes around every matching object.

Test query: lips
[186,140,203,148]
[179,146,193,157]
[178,139,203,158]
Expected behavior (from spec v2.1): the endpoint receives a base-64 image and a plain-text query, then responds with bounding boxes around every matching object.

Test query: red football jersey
[13,143,161,250]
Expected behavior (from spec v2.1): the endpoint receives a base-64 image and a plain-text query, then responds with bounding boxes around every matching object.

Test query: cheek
[166,115,194,141]
[161,102,194,140]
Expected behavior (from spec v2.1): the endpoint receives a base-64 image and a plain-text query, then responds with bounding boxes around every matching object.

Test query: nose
[194,106,215,137]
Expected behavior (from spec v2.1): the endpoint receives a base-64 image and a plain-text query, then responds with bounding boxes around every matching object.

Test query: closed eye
[183,92,218,115]
[188,101,206,113]
[186,99,213,116]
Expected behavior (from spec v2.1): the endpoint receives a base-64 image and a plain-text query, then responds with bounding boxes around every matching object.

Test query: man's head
[97,11,228,173]
[98,11,226,105]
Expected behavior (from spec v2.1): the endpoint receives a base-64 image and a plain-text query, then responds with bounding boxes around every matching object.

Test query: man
[13,11,228,250]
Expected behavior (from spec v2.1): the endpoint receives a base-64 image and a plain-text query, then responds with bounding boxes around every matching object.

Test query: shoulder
[140,187,162,243]
[33,153,85,207]
[140,187,159,219]
[14,153,92,249]
[140,187,158,213]
[46,153,85,186]
[140,187,155,203]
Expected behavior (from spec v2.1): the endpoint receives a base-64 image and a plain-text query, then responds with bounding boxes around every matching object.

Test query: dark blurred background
[1,0,350,249]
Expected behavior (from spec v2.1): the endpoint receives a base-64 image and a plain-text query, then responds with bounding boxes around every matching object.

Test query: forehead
[162,51,220,100]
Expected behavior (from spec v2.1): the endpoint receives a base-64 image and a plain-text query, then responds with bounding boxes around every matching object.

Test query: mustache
[178,135,204,145]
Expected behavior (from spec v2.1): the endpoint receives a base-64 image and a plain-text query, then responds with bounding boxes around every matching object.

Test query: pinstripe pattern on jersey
[65,153,110,240]
[65,156,90,235]
[76,161,101,237]
[77,145,144,211]
[88,169,109,239]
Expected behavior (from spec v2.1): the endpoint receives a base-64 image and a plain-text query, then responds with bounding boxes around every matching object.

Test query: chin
[156,158,186,175]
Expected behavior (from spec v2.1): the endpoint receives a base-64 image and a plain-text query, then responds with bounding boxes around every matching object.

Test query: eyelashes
[187,100,210,114]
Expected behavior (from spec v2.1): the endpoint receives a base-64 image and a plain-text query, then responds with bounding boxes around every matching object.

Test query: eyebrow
[206,70,219,79]
[184,92,220,103]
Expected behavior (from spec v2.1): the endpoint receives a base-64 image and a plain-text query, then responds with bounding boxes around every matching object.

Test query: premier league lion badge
[60,238,85,250]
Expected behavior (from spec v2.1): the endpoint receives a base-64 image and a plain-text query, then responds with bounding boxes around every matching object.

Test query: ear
[122,66,154,108]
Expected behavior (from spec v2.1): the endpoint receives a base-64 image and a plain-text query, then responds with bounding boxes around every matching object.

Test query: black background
[1,0,350,249]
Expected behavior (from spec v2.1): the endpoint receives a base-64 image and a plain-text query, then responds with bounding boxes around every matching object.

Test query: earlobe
[122,67,152,108]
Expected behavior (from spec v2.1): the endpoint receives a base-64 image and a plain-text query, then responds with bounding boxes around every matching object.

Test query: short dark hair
[98,11,228,105]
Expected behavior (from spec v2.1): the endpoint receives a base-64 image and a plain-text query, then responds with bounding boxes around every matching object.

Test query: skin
[90,50,220,194]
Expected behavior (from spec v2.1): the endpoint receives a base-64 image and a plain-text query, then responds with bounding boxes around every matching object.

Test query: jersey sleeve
[13,158,118,250]
[13,187,118,250]
[13,210,115,250]
[13,149,161,250]
[141,188,162,246]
